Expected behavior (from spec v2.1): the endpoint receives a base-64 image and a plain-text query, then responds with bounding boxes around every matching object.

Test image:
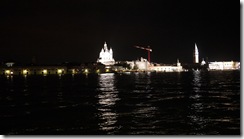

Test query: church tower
[177,59,181,67]
[193,43,199,63]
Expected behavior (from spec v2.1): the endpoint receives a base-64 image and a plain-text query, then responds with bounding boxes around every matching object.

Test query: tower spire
[104,41,108,51]
[193,43,199,63]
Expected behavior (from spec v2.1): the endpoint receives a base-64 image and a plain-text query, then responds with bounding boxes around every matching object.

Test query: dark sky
[0,0,240,64]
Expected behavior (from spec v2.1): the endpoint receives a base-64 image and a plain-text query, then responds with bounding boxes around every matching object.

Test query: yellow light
[57,69,63,74]
[106,68,109,72]
[43,69,47,74]
[72,69,76,74]
[84,69,88,73]
[5,70,10,75]
[23,69,28,74]
[96,69,100,73]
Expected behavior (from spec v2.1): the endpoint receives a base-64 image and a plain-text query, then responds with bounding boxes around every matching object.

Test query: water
[0,71,240,135]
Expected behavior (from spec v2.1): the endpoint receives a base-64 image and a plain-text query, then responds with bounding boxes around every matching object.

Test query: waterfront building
[208,61,240,70]
[126,57,150,71]
[193,43,199,63]
[150,59,183,72]
[0,66,68,75]
[80,62,106,73]
[97,42,115,66]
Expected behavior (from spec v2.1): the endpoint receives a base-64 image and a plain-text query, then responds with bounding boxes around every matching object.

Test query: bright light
[43,69,47,74]
[96,69,100,73]
[57,69,63,74]
[84,69,88,73]
[106,68,109,72]
[10,71,13,75]
[23,69,28,74]
[5,70,10,75]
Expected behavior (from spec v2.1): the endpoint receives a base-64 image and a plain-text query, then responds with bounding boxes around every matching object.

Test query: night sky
[0,0,240,64]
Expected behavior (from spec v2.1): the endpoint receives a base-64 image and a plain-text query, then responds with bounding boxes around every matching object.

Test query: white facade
[127,57,150,71]
[150,59,183,72]
[127,58,183,72]
[135,57,150,70]
[97,42,115,65]
[208,61,240,70]
[193,43,199,63]
[6,62,15,67]
[201,59,206,66]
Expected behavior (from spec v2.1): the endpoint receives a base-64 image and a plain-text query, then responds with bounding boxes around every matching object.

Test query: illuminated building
[193,43,199,63]
[0,66,68,75]
[208,61,240,70]
[126,57,150,71]
[126,58,183,72]
[150,59,183,72]
[97,42,115,65]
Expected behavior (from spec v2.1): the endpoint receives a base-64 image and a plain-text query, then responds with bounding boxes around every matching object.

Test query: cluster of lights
[3,68,117,75]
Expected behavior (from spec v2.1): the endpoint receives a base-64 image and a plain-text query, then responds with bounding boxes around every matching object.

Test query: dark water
[0,71,240,135]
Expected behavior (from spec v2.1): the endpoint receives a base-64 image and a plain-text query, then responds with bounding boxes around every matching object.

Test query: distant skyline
[0,0,240,64]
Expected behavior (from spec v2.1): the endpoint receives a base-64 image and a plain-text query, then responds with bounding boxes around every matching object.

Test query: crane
[133,45,152,63]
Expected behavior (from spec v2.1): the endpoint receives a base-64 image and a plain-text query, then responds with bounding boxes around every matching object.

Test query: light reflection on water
[129,73,161,134]
[188,70,209,134]
[97,73,119,134]
[0,71,240,135]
